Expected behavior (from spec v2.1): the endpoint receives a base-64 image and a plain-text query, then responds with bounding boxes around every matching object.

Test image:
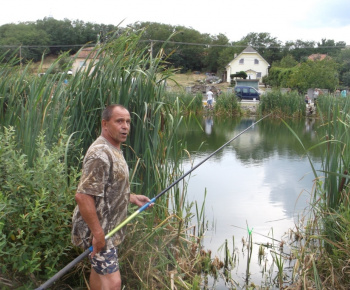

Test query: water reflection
[178,116,322,288]
[205,116,214,135]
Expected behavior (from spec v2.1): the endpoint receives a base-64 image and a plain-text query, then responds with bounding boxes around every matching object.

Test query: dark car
[234,86,260,101]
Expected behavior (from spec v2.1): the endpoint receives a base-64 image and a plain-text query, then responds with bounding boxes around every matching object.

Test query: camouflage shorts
[89,247,119,275]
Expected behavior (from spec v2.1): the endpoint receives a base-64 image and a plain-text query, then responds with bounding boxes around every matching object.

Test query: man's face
[102,107,131,148]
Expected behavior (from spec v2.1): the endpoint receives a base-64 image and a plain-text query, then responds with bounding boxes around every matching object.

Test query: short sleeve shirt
[71,136,130,250]
[206,91,213,101]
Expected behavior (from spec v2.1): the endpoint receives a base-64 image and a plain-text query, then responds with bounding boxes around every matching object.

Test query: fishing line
[36,113,271,289]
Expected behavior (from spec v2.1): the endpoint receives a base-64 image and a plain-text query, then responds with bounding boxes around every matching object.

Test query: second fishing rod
[36,113,271,290]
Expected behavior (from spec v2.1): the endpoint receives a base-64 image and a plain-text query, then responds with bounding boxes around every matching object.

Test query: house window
[254,59,259,65]
[79,61,86,67]
[257,72,262,78]
[239,58,244,64]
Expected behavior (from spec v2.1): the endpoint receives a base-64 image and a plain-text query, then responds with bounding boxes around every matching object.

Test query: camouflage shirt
[71,136,130,250]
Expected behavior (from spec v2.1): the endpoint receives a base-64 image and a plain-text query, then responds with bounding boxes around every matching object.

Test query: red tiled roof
[74,47,98,59]
[308,54,328,61]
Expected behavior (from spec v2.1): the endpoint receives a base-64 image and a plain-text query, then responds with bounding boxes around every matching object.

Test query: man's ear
[101,119,107,130]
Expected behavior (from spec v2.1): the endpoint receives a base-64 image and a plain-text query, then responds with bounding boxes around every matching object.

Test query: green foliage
[240,32,283,64]
[217,45,242,71]
[0,23,50,62]
[258,90,305,117]
[283,96,350,288]
[272,54,298,68]
[336,48,350,87]
[0,18,348,77]
[288,59,339,92]
[341,71,350,87]
[264,66,296,88]
[0,127,80,285]
[230,71,247,80]
[35,18,121,55]
[214,92,241,116]
[282,39,317,62]
[203,33,230,72]
[316,38,346,57]
[164,92,203,115]
[0,29,208,288]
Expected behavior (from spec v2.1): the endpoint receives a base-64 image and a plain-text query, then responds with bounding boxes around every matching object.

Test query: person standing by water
[206,89,214,109]
[71,104,152,290]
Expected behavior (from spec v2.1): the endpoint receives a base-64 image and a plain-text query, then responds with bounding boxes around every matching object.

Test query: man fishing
[71,104,151,290]
[37,106,269,290]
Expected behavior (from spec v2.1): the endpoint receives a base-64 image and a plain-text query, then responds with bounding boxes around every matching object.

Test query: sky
[1,0,350,45]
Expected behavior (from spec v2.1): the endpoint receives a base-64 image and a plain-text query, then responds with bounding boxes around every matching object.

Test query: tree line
[0,18,349,88]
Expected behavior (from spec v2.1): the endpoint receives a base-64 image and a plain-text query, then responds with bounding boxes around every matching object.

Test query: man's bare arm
[75,193,105,257]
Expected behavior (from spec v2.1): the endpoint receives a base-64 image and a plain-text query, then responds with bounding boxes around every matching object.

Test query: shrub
[0,127,80,287]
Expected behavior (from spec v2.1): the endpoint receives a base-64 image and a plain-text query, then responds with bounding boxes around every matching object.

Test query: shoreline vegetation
[1,30,350,289]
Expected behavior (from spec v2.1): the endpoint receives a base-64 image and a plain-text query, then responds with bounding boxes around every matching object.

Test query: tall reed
[0,29,208,288]
[214,92,241,116]
[258,90,305,117]
[282,95,350,288]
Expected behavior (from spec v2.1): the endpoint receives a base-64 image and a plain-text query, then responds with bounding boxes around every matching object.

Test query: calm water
[178,116,322,289]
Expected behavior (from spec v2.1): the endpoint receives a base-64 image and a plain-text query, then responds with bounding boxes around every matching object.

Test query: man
[206,90,214,109]
[72,104,151,290]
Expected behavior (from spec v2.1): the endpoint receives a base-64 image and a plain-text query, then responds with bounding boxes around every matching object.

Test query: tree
[170,26,209,72]
[288,58,339,92]
[35,18,118,55]
[336,48,350,87]
[203,33,230,73]
[0,23,50,62]
[282,40,316,62]
[341,71,350,87]
[240,32,283,64]
[128,22,209,72]
[316,38,346,57]
[272,54,298,68]
[217,41,245,72]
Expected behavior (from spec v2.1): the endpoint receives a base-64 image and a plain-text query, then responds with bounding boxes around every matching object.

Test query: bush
[0,127,81,287]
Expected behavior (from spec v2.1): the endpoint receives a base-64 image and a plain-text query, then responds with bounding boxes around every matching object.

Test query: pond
[178,115,322,289]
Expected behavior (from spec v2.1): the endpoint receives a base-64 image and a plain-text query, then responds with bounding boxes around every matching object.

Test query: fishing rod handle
[35,248,91,290]
[139,197,156,212]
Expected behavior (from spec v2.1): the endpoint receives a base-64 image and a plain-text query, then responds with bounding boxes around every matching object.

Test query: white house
[225,46,270,83]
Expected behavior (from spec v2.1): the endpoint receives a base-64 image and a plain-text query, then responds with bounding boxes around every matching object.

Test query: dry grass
[167,72,206,87]
[167,72,230,92]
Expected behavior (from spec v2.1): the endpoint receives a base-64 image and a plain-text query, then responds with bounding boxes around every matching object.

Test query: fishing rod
[36,113,271,290]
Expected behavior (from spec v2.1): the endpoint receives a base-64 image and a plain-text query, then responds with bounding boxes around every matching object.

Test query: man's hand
[91,230,106,258]
[130,194,154,209]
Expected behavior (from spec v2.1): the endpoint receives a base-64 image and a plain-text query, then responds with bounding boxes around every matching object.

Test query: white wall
[226,53,269,83]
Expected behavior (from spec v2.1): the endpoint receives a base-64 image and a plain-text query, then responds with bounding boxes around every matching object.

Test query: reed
[0,29,209,289]
[258,90,305,117]
[214,92,241,116]
[281,95,350,288]
[164,91,203,115]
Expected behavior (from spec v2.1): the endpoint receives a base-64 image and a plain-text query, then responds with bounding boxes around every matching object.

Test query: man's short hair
[102,104,128,121]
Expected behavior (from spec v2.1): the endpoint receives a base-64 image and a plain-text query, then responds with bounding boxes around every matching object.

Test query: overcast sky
[2,0,350,45]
